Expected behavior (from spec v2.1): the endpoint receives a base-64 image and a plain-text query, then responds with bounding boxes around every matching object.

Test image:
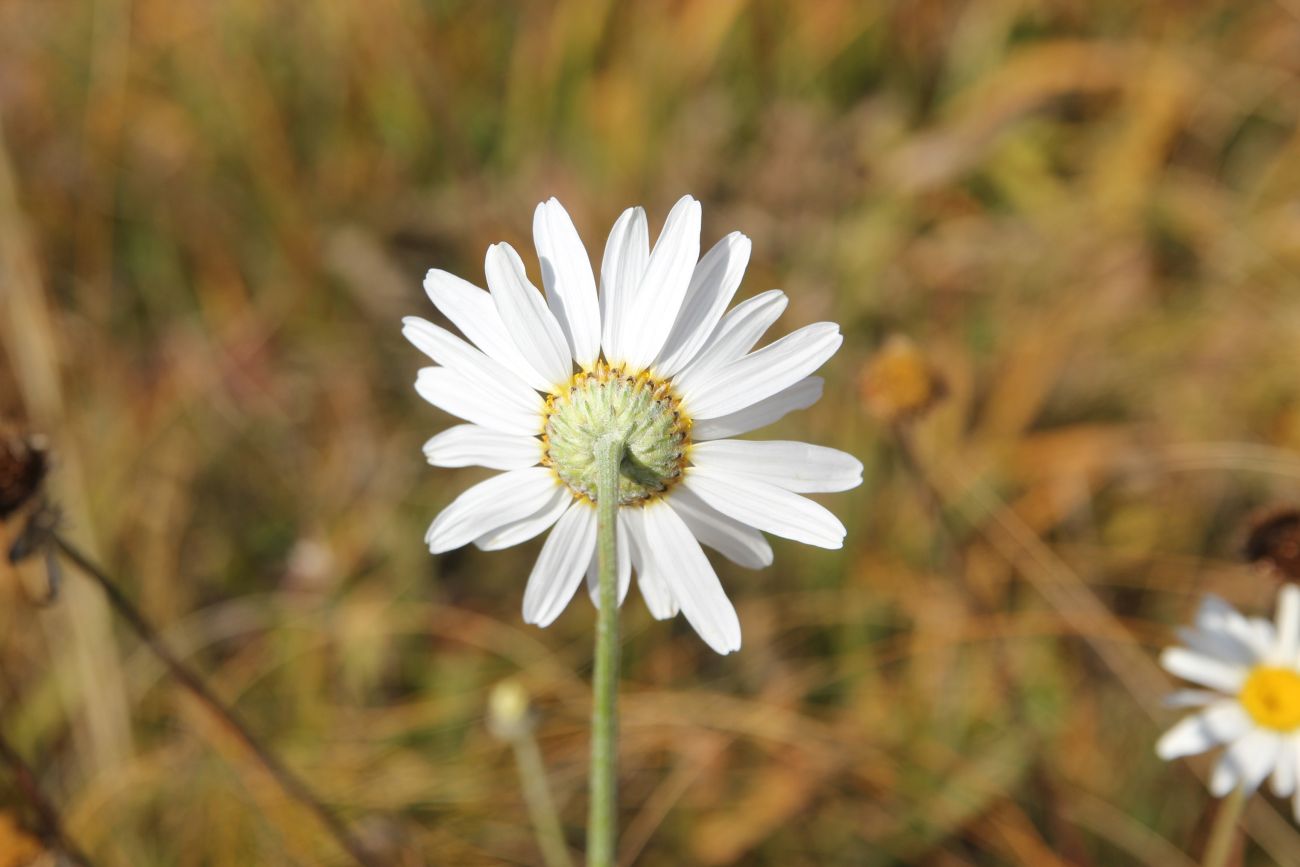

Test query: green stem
[1202,787,1246,867]
[512,734,576,867]
[587,433,624,866]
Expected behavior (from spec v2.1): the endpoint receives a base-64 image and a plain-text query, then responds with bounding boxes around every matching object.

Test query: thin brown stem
[0,725,95,867]
[890,424,1094,864]
[1203,787,1246,867]
[52,533,382,867]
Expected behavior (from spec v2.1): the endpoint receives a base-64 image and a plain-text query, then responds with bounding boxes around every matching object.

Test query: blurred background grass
[3,0,1300,864]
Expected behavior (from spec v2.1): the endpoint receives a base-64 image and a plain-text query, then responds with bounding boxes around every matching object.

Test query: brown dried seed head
[859,335,947,425]
[0,431,48,520]
[1244,507,1300,581]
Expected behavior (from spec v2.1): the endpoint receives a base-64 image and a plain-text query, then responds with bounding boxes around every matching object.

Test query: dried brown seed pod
[1243,507,1300,581]
[859,335,947,425]
[0,431,48,520]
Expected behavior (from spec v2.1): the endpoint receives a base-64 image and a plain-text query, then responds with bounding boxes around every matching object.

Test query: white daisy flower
[1157,584,1300,818]
[405,196,862,654]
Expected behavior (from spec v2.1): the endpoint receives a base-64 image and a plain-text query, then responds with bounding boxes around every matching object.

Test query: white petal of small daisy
[618,195,702,372]
[1196,594,1276,661]
[1159,646,1250,694]
[641,499,741,654]
[681,322,843,421]
[653,232,752,378]
[674,289,788,387]
[522,501,597,627]
[415,368,544,435]
[1175,626,1257,668]
[425,468,563,554]
[533,199,601,369]
[485,242,573,389]
[599,207,649,364]
[624,509,679,620]
[1271,735,1298,797]
[1270,584,1300,666]
[1200,602,1271,659]
[1196,594,1247,633]
[474,487,572,551]
[667,486,773,569]
[423,269,554,392]
[684,466,847,550]
[405,319,546,408]
[1200,701,1255,741]
[690,440,863,493]
[1246,617,1279,659]
[585,509,633,609]
[1156,700,1251,760]
[1211,729,1281,797]
[691,377,825,441]
[423,425,542,470]
[1155,717,1216,762]
[1162,688,1221,709]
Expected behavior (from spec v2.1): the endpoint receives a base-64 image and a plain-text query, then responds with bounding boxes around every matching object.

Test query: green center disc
[543,365,689,505]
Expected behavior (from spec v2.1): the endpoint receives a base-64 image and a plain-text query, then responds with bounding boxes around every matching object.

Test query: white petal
[625,509,678,620]
[684,466,846,550]
[653,232,751,378]
[1176,626,1257,668]
[666,486,772,569]
[1160,647,1249,693]
[485,243,573,388]
[405,320,545,413]
[641,500,741,654]
[1197,594,1246,632]
[533,199,601,369]
[682,322,842,420]
[599,207,649,364]
[474,487,572,551]
[691,377,824,441]
[1163,689,1221,709]
[1246,617,1279,660]
[585,509,632,609]
[425,468,562,554]
[522,501,597,627]
[423,425,542,470]
[690,440,862,493]
[1273,584,1300,665]
[415,367,544,435]
[1156,701,1249,760]
[423,269,553,392]
[674,289,788,387]
[1198,595,1274,661]
[1200,701,1254,741]
[1211,729,1280,797]
[1272,735,1298,797]
[619,196,702,372]
[1157,714,1221,761]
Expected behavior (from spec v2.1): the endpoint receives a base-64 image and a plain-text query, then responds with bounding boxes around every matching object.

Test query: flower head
[1157,585,1300,817]
[406,196,862,654]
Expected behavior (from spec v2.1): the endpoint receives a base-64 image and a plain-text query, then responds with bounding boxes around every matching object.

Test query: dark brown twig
[52,533,383,867]
[0,724,95,867]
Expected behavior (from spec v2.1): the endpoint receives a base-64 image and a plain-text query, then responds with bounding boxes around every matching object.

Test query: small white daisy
[1157,584,1300,818]
[405,196,862,654]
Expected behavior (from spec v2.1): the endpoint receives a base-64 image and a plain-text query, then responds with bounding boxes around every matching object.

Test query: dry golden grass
[3,1,1300,864]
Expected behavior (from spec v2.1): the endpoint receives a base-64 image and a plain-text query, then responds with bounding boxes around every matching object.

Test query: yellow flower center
[1239,666,1300,731]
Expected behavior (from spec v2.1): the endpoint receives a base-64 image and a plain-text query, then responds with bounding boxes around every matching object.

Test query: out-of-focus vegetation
[3,1,1300,864]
